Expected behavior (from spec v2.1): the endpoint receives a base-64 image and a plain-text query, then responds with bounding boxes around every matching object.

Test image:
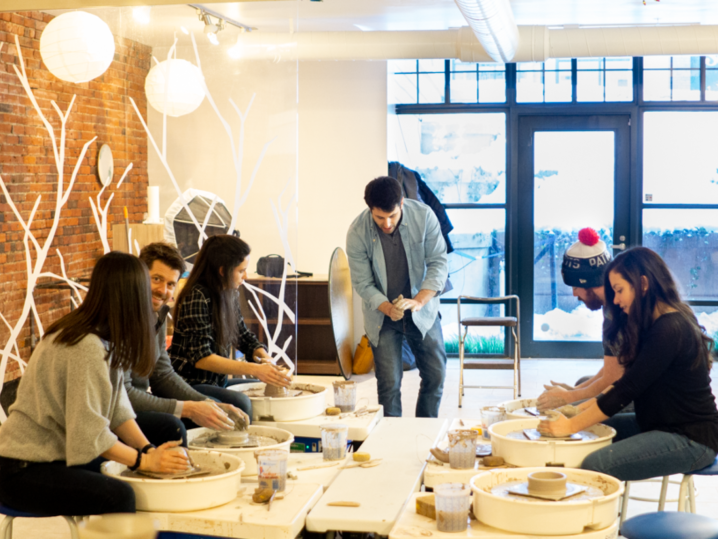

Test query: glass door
[517,115,631,358]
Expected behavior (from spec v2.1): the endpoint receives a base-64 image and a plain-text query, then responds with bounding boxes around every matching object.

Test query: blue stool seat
[0,504,59,519]
[622,512,718,539]
[694,456,718,476]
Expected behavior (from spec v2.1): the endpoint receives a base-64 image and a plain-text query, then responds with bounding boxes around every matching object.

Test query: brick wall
[0,11,151,382]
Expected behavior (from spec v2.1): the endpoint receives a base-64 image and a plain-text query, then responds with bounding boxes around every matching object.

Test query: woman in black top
[170,235,291,416]
[539,247,718,481]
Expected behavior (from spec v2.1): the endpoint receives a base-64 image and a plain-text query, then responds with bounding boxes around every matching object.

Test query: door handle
[611,243,626,250]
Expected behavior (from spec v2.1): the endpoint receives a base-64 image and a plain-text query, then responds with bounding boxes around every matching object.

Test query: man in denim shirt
[346,177,448,417]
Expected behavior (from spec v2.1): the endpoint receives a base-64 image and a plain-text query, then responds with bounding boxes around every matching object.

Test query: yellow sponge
[353,452,371,462]
[326,407,341,416]
[416,494,436,519]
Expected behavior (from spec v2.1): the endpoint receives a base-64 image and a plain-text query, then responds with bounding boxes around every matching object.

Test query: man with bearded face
[124,243,249,446]
[537,228,625,411]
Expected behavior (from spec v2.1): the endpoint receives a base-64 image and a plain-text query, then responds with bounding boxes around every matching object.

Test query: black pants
[0,457,135,515]
[135,411,188,447]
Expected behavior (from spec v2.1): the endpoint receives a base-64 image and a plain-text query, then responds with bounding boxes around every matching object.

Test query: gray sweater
[124,318,208,415]
[0,333,135,466]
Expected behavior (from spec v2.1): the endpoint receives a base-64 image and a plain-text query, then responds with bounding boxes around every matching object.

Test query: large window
[388,112,506,354]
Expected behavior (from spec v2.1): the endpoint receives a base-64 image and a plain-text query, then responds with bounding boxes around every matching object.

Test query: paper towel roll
[146,186,161,223]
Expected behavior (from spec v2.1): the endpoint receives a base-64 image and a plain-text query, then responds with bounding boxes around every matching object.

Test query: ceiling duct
[453,0,519,62]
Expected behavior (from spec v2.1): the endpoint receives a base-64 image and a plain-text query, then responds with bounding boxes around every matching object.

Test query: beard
[580,289,604,311]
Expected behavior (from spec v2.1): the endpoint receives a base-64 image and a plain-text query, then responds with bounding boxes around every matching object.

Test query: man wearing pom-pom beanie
[537,228,624,412]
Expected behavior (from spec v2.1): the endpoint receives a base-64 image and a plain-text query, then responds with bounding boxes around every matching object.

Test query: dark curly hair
[364,176,403,212]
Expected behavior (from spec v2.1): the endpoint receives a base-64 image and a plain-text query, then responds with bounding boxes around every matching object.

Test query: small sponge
[353,452,371,462]
[482,456,505,467]
[416,494,436,519]
[326,407,341,416]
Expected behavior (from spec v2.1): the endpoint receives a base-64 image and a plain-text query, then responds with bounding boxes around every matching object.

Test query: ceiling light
[207,32,219,46]
[200,11,224,45]
[132,6,151,24]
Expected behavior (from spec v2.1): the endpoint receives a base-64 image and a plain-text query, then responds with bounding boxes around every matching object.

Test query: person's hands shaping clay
[537,410,574,438]
[554,404,580,418]
[392,294,424,313]
[537,381,572,411]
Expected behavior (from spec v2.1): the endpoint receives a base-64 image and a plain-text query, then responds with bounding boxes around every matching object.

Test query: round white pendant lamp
[40,11,115,84]
[145,59,206,118]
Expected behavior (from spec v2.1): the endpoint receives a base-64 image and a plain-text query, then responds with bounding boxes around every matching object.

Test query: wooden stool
[457,295,521,406]
[0,504,80,539]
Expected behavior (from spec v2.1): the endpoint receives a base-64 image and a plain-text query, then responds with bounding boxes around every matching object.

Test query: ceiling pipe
[453,0,519,63]
[228,25,718,63]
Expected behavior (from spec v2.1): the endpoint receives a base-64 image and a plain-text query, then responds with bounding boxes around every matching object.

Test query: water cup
[332,381,357,413]
[480,406,507,440]
[320,423,349,461]
[255,449,288,491]
[447,429,479,470]
[434,483,472,533]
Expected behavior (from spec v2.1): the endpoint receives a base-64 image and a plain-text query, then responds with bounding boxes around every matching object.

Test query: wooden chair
[457,295,521,406]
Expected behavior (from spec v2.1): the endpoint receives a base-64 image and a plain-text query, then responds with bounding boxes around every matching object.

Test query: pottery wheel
[506,482,587,501]
[241,388,314,398]
[191,433,281,449]
[506,429,599,442]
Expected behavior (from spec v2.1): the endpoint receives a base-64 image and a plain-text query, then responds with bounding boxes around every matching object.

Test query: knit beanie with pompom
[561,228,612,288]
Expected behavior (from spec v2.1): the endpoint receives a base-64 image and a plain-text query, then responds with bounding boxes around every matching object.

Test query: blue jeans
[581,414,717,481]
[191,377,255,422]
[370,314,447,418]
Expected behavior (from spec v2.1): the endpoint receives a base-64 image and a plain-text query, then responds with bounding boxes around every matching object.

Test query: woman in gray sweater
[0,252,190,515]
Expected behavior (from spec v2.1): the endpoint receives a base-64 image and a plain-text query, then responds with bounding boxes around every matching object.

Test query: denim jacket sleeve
[419,208,449,293]
[346,217,389,312]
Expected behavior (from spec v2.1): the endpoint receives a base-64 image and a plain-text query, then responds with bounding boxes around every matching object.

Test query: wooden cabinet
[239,274,342,375]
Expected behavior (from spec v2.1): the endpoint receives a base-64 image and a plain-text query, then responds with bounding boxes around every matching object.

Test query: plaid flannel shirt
[169,284,265,387]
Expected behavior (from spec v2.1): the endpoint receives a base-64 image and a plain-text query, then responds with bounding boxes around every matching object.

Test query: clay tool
[524,407,541,416]
[429,447,450,463]
[327,501,360,507]
[252,487,275,504]
[296,461,341,472]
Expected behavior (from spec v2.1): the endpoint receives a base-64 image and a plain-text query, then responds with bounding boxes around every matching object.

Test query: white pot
[187,425,294,476]
[489,418,615,468]
[470,467,623,536]
[497,398,539,420]
[101,450,244,512]
[232,382,327,421]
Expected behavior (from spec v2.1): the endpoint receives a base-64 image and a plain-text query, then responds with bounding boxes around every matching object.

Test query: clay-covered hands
[183,400,236,431]
[554,404,580,418]
[253,362,292,387]
[217,402,250,430]
[380,299,404,321]
[141,440,191,474]
[393,294,424,313]
[537,410,575,438]
[537,382,572,411]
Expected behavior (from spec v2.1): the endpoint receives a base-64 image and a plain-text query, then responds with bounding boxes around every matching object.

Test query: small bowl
[79,514,157,539]
[527,471,567,494]
[215,430,250,445]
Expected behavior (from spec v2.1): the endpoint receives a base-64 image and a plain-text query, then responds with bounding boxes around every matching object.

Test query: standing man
[126,243,249,445]
[537,228,623,411]
[347,177,449,418]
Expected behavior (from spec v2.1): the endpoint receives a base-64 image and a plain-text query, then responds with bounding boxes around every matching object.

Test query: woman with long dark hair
[170,235,291,415]
[539,247,718,480]
[0,252,190,515]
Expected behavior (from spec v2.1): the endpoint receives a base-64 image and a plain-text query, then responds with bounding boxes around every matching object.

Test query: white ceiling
[47,0,718,49]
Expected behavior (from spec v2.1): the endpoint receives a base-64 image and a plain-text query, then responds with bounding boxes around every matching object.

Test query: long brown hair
[173,235,251,351]
[45,252,156,376]
[604,247,713,370]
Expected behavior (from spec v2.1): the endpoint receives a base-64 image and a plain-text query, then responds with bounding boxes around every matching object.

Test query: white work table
[146,482,323,539]
[306,417,449,535]
[254,406,384,442]
[389,493,619,539]
[424,417,495,489]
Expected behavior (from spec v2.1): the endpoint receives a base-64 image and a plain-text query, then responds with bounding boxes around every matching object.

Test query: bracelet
[140,443,156,454]
[128,449,142,472]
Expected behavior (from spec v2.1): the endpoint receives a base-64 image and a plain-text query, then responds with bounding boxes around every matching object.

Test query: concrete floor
[5,358,718,537]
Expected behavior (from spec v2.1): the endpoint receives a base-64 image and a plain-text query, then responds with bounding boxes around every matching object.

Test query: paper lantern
[40,11,115,84]
[145,59,206,118]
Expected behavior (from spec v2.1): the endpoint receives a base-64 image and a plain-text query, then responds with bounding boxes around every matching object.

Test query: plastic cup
[480,406,507,440]
[332,381,357,413]
[320,423,349,461]
[447,429,479,470]
[255,449,288,491]
[434,483,471,533]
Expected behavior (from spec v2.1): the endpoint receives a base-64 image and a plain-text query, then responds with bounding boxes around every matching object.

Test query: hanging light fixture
[201,11,225,46]
[39,11,115,83]
[145,59,206,117]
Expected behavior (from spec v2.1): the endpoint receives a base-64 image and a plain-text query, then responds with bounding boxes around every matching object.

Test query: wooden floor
[5,358,718,538]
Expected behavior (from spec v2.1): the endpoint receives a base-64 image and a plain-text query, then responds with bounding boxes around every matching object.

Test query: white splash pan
[489,418,615,468]
[187,425,294,476]
[471,467,623,536]
[101,450,244,512]
[498,398,540,420]
[231,382,327,422]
